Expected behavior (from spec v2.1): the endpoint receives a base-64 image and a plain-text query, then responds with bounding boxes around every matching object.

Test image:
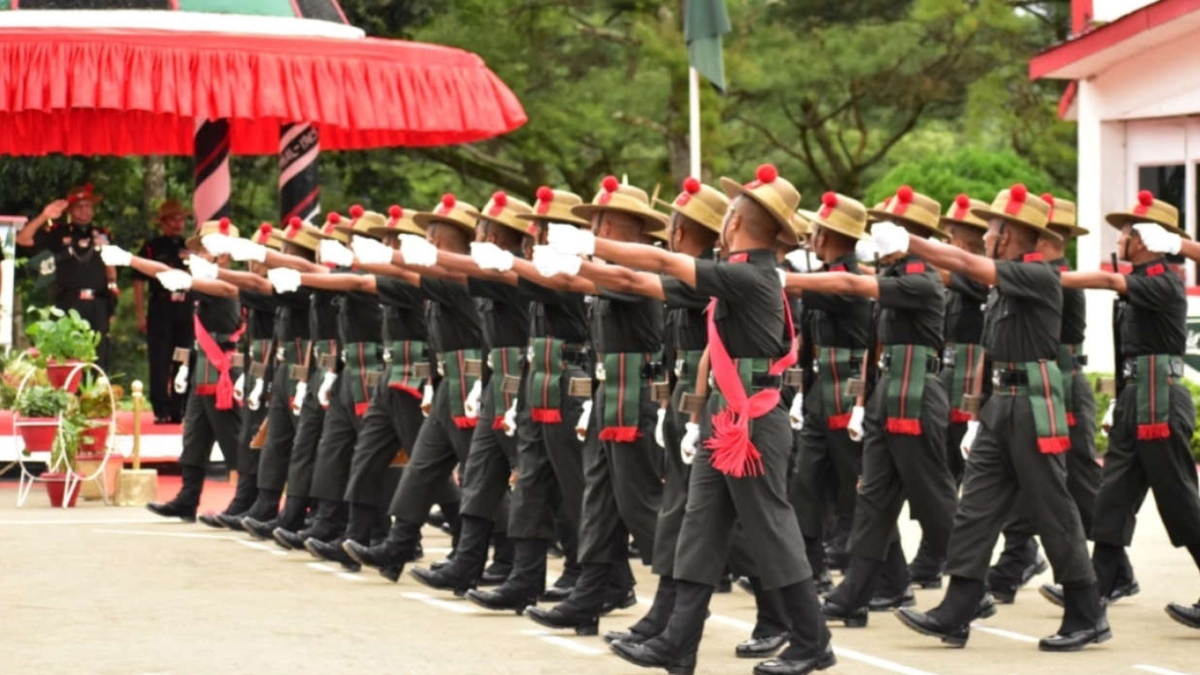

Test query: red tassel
[1037,436,1071,454]
[827,413,852,430]
[885,418,923,435]
[354,402,370,416]
[531,408,562,424]
[493,415,506,430]
[950,409,973,424]
[1065,412,1076,427]
[598,426,639,443]
[1136,423,1171,441]
[453,416,479,429]
[704,409,763,478]
[194,384,218,396]
[389,383,424,400]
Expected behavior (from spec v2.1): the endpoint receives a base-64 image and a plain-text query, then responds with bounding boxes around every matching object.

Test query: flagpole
[688,66,702,177]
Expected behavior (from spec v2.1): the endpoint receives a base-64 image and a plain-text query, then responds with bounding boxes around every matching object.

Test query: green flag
[685,0,731,93]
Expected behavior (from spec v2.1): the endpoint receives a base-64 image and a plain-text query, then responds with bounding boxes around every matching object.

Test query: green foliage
[77,374,115,419]
[25,306,100,366]
[864,148,1063,208]
[1087,372,1200,462]
[15,384,72,418]
[52,409,89,468]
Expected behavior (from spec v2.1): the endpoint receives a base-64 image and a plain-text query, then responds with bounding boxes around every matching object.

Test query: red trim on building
[1031,0,1200,80]
[1073,0,1094,33]
[1057,81,1077,120]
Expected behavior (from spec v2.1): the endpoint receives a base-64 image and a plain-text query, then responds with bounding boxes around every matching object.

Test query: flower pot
[80,421,111,453]
[18,419,60,453]
[42,472,80,508]
[46,360,85,393]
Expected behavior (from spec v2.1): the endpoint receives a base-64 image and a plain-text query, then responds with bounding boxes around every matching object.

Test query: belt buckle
[249,362,267,379]
[230,353,246,369]
[79,289,95,301]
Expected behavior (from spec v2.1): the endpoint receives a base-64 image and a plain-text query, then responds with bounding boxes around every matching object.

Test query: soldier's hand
[784,249,821,273]
[400,234,439,267]
[156,270,194,292]
[470,242,515,272]
[1132,222,1182,255]
[654,407,667,448]
[41,199,69,220]
[870,221,910,258]
[789,394,805,430]
[226,238,268,263]
[575,399,593,442]
[680,422,700,465]
[351,236,394,265]
[267,268,302,294]
[187,255,220,280]
[100,245,133,267]
[319,239,355,268]
[174,365,190,394]
[547,223,595,256]
[292,381,308,416]
[463,379,482,419]
[233,373,246,404]
[1101,399,1116,435]
[960,420,980,458]
[847,405,866,442]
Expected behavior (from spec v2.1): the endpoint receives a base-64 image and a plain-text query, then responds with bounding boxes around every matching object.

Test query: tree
[864,147,1062,209]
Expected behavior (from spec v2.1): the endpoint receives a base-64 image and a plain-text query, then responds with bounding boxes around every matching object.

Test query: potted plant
[43,409,87,508]
[75,375,121,501]
[25,306,100,392]
[14,384,72,453]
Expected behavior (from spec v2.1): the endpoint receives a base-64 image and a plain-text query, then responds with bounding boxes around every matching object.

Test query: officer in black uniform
[134,199,193,423]
[894,185,1109,652]
[1055,196,1200,629]
[17,184,118,371]
[101,220,244,522]
[787,189,956,629]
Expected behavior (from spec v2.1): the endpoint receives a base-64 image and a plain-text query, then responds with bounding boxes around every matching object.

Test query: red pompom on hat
[1010,184,1028,202]
[349,204,364,218]
[257,223,272,243]
[441,193,456,209]
[682,177,701,194]
[1040,192,1055,205]
[218,217,230,235]
[896,185,914,203]
[492,191,508,207]
[286,216,302,239]
[388,205,402,218]
[822,192,838,208]
[536,186,553,203]
[756,164,778,184]
[328,212,341,224]
[955,194,969,209]
[1138,189,1154,206]
[601,175,619,192]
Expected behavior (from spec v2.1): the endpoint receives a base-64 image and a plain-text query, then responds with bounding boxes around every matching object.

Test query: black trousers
[178,392,242,471]
[651,401,692,578]
[146,298,193,420]
[257,366,300,492]
[792,384,861,540]
[944,394,1094,585]
[309,373,373,502]
[57,293,111,373]
[388,379,476,524]
[343,383,427,509]
[675,403,811,590]
[938,367,969,483]
[235,364,272,477]
[507,369,587,540]
[285,367,329,499]
[849,374,956,561]
[1094,381,1200,548]
[459,392,520,531]
[577,383,662,566]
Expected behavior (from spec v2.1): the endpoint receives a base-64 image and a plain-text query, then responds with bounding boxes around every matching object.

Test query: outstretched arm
[1178,239,1200,262]
[1061,270,1126,293]
[781,271,879,298]
[593,239,696,288]
[577,260,666,301]
[263,249,325,274]
[189,278,240,298]
[908,236,996,286]
[297,271,378,294]
[511,258,597,294]
[437,250,518,286]
[357,262,422,288]
[217,268,272,295]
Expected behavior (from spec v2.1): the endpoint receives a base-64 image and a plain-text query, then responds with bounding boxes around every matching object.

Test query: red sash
[703,291,797,478]
[194,315,246,411]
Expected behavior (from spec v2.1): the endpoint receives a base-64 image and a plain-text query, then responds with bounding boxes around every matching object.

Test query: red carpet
[0,474,239,513]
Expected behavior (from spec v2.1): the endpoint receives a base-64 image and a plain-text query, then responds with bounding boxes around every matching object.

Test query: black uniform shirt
[309,288,340,342]
[135,235,191,301]
[801,252,872,349]
[876,255,944,349]
[469,278,530,350]
[335,271,383,345]
[413,277,484,353]
[376,278,427,343]
[944,272,987,345]
[663,277,709,356]
[1120,259,1186,356]
[196,294,241,338]
[518,278,589,344]
[274,289,311,342]
[982,255,1061,363]
[240,289,277,340]
[33,222,110,296]
[1051,258,1087,345]
[694,249,788,359]
[591,286,664,355]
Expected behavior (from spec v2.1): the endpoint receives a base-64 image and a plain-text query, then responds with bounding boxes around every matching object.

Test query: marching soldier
[134,199,194,424]
[892,185,1109,651]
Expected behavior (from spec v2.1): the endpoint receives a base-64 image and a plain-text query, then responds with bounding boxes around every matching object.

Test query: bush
[1086,372,1200,462]
[864,148,1063,210]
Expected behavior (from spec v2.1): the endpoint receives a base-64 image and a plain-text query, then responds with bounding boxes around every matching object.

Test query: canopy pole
[193,119,232,225]
[279,123,321,224]
[688,66,701,178]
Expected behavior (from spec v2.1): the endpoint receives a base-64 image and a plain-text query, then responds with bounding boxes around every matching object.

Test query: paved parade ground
[1,477,1197,675]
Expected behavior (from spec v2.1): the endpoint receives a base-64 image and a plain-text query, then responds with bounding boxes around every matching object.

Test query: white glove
[351,236,395,265]
[501,398,519,438]
[784,250,822,273]
[654,408,667,448]
[871,221,910,258]
[855,236,878,263]
[317,371,337,406]
[470,242,515,272]
[201,233,231,257]
[420,383,434,417]
[268,268,302,294]
[960,420,980,458]
[680,422,700,465]
[547,223,595,256]
[319,239,355,268]
[575,399,593,442]
[463,379,482,419]
[226,238,268,263]
[1101,399,1116,435]
[99,245,133,267]
[789,394,805,430]
[156,269,193,292]
[186,255,219,280]
[1133,222,1182,255]
[174,365,189,394]
[291,381,308,416]
[400,234,439,267]
[233,373,245,403]
[247,376,264,411]
[532,246,563,276]
[847,405,866,441]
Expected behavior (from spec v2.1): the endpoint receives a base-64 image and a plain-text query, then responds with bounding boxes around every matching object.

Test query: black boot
[482,529,514,585]
[601,556,637,614]
[822,556,880,627]
[605,576,676,644]
[525,563,608,635]
[467,538,547,613]
[199,473,256,529]
[895,576,981,648]
[760,579,837,674]
[343,518,422,582]
[1039,582,1111,651]
[237,488,282,531]
[245,494,303,542]
[410,514,492,596]
[1166,598,1200,629]
[869,543,915,611]
[544,537,581,601]
[737,577,789,658]
[147,465,204,522]
[610,580,712,675]
[986,533,1041,603]
[908,536,945,589]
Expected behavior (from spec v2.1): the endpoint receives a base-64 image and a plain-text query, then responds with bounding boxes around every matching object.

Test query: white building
[1032,0,1200,373]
